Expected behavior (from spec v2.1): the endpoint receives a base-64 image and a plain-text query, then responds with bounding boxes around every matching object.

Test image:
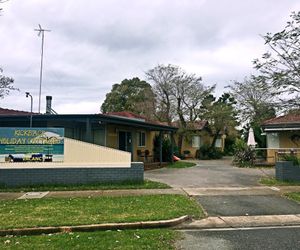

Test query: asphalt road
[177,226,300,250]
[145,159,274,188]
[197,195,300,216]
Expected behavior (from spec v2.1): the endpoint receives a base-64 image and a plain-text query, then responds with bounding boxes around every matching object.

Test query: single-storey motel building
[0,107,177,165]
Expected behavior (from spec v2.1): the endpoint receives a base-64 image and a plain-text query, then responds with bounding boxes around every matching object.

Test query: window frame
[138,131,146,147]
[215,138,222,148]
[192,135,201,148]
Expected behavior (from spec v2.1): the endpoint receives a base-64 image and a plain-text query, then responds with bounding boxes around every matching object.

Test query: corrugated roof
[0,108,177,131]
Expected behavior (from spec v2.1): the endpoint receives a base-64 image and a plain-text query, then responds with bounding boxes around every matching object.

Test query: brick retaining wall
[276,161,300,182]
[0,163,144,187]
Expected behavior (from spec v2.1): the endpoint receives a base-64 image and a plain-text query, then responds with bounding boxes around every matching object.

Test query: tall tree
[146,64,178,125]
[101,77,156,119]
[146,64,214,153]
[253,11,300,108]
[0,68,17,98]
[201,93,238,148]
[227,75,276,126]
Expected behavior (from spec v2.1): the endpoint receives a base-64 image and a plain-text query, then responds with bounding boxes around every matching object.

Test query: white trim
[265,128,300,131]
[255,148,300,150]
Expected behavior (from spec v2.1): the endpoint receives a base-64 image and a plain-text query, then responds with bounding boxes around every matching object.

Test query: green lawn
[0,229,179,250]
[167,161,196,169]
[285,192,300,203]
[0,180,170,192]
[260,177,300,186]
[0,195,203,229]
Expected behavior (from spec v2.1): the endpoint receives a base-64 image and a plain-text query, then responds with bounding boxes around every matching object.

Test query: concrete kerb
[182,186,300,197]
[0,215,190,237]
[175,214,300,230]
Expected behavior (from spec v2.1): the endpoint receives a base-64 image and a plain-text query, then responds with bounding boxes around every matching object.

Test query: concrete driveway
[145,158,275,188]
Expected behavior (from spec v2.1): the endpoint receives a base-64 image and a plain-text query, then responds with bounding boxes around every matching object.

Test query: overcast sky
[0,0,299,114]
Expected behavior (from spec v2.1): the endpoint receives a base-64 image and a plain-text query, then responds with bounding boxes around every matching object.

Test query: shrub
[232,138,256,167]
[153,135,174,162]
[281,154,300,166]
[196,144,223,160]
[224,136,236,156]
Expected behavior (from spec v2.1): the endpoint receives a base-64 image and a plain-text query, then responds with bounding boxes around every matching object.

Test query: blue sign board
[0,128,64,163]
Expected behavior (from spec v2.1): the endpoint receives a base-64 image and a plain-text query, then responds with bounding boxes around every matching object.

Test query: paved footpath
[0,188,186,200]
[1,185,300,200]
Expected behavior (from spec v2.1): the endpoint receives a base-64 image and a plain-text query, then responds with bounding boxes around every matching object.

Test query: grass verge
[284,192,300,203]
[0,229,179,250]
[167,161,196,169]
[260,177,300,186]
[0,180,170,192]
[0,195,203,229]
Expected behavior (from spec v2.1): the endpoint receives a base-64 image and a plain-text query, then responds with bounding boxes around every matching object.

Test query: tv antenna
[34,24,51,113]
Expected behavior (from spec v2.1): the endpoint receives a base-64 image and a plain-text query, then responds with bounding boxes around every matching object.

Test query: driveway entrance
[145,158,274,188]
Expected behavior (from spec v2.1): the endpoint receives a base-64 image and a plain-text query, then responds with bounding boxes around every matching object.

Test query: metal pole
[38,31,44,114]
[26,92,33,127]
[30,94,33,127]
[35,24,50,114]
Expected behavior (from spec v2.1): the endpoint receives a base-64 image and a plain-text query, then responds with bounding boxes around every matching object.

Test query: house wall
[266,131,300,163]
[279,131,300,148]
[177,132,225,158]
[179,132,210,157]
[106,124,155,162]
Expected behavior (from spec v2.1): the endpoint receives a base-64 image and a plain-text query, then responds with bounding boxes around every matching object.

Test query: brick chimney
[46,96,52,114]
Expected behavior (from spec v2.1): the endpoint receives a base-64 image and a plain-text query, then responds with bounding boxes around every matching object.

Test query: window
[215,138,222,148]
[138,132,146,147]
[267,133,279,148]
[192,136,201,148]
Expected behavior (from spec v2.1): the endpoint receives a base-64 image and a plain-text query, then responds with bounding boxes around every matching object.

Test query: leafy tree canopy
[201,93,239,148]
[146,64,215,125]
[101,77,155,119]
[253,11,300,108]
[146,64,214,154]
[227,75,276,126]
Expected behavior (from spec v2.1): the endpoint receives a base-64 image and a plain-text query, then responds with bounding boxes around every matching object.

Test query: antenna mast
[34,24,51,113]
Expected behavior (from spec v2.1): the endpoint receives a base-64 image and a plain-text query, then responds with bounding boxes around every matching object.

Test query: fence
[254,148,300,165]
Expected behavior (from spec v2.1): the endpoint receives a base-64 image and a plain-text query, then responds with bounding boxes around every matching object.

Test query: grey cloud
[1,0,300,113]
